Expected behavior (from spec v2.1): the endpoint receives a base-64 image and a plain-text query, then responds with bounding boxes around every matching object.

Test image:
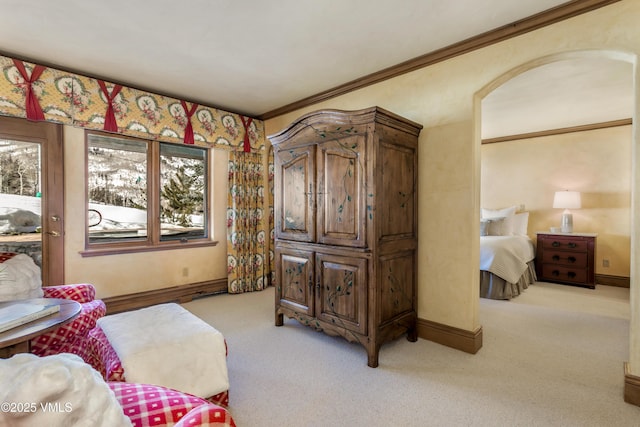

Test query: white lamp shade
[553,191,581,209]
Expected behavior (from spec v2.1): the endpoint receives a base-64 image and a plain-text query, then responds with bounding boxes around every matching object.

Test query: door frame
[0,115,64,285]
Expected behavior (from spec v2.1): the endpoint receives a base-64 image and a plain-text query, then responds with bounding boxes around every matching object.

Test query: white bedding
[480,235,535,284]
[97,303,229,399]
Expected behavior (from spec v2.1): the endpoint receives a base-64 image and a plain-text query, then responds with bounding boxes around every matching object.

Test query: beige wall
[63,125,230,298]
[481,125,632,278]
[264,0,640,375]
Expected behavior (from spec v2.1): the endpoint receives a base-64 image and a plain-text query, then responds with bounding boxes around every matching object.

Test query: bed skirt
[480,260,537,300]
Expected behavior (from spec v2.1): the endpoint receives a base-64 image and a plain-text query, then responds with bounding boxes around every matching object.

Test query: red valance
[240,116,253,152]
[12,59,46,121]
[180,100,198,145]
[97,80,123,132]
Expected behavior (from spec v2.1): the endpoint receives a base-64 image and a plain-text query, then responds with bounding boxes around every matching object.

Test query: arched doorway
[474,50,639,386]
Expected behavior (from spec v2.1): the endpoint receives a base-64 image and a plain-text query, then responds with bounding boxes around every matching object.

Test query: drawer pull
[552,270,560,276]
[568,271,576,278]
[568,256,576,263]
[552,241,560,247]
[568,242,577,248]
[552,255,560,261]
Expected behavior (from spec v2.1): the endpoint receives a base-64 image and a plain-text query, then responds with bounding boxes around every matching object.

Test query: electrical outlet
[603,259,610,268]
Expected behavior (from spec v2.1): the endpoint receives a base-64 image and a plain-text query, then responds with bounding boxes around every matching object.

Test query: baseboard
[624,362,640,407]
[103,278,228,314]
[596,274,630,288]
[417,317,483,354]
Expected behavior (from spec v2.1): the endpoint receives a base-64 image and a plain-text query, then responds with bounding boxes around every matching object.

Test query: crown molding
[481,118,632,144]
[259,0,621,120]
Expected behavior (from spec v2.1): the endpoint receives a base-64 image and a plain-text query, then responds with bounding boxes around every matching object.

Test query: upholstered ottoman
[87,303,229,406]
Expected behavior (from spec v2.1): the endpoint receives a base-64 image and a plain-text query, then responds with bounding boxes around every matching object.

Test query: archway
[473,50,639,385]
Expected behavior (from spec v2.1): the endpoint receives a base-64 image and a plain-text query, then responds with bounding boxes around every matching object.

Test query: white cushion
[97,303,229,399]
[0,254,43,302]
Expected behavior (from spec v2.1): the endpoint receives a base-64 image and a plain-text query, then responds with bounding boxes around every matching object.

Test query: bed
[479,207,537,300]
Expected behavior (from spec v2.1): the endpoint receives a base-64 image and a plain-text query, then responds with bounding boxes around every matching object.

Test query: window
[0,139,41,236]
[85,131,211,254]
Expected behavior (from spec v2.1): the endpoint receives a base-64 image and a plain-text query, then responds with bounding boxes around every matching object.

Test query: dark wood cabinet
[269,107,422,367]
[535,232,597,289]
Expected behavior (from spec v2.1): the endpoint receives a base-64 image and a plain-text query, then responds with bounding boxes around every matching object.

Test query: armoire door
[316,135,366,248]
[275,145,315,243]
[315,252,367,335]
[275,245,314,317]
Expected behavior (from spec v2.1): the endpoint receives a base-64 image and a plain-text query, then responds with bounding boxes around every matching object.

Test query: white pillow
[512,212,529,236]
[481,206,517,235]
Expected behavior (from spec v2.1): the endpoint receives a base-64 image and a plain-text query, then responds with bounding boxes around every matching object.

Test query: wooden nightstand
[535,232,597,289]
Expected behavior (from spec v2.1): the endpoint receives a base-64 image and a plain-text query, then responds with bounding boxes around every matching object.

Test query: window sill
[79,240,219,257]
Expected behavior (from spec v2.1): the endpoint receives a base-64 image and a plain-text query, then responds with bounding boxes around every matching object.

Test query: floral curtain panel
[268,148,275,287]
[227,150,270,293]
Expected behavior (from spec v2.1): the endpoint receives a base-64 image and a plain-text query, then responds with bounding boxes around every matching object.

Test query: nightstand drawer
[541,265,588,284]
[541,237,588,252]
[541,251,587,268]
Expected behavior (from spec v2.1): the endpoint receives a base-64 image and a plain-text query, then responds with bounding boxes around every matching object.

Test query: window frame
[81,130,216,257]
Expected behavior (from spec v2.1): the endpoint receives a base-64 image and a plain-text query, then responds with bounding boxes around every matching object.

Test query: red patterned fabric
[86,324,127,382]
[180,100,198,145]
[240,116,253,152]
[87,325,229,407]
[98,80,123,132]
[203,391,229,410]
[109,382,236,427]
[30,284,106,359]
[12,59,46,121]
[0,252,18,263]
[41,283,97,303]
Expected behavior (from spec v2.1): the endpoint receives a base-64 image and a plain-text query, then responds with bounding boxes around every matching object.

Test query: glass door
[0,116,64,286]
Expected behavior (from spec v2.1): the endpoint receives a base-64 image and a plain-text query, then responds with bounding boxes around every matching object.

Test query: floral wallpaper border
[0,55,265,152]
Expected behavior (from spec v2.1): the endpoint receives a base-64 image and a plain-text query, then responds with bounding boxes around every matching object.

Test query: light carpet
[182,283,639,427]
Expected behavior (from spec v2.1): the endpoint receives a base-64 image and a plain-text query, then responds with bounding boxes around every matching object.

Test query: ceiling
[482,57,633,139]
[0,0,631,137]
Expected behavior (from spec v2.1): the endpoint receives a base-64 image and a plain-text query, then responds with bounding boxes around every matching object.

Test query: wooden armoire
[268,107,422,367]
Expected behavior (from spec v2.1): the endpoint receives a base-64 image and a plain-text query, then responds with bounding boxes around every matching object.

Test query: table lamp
[553,190,581,233]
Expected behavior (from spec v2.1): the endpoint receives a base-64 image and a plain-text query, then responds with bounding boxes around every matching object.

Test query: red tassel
[97,80,123,132]
[12,59,46,121]
[180,100,198,145]
[240,116,253,153]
